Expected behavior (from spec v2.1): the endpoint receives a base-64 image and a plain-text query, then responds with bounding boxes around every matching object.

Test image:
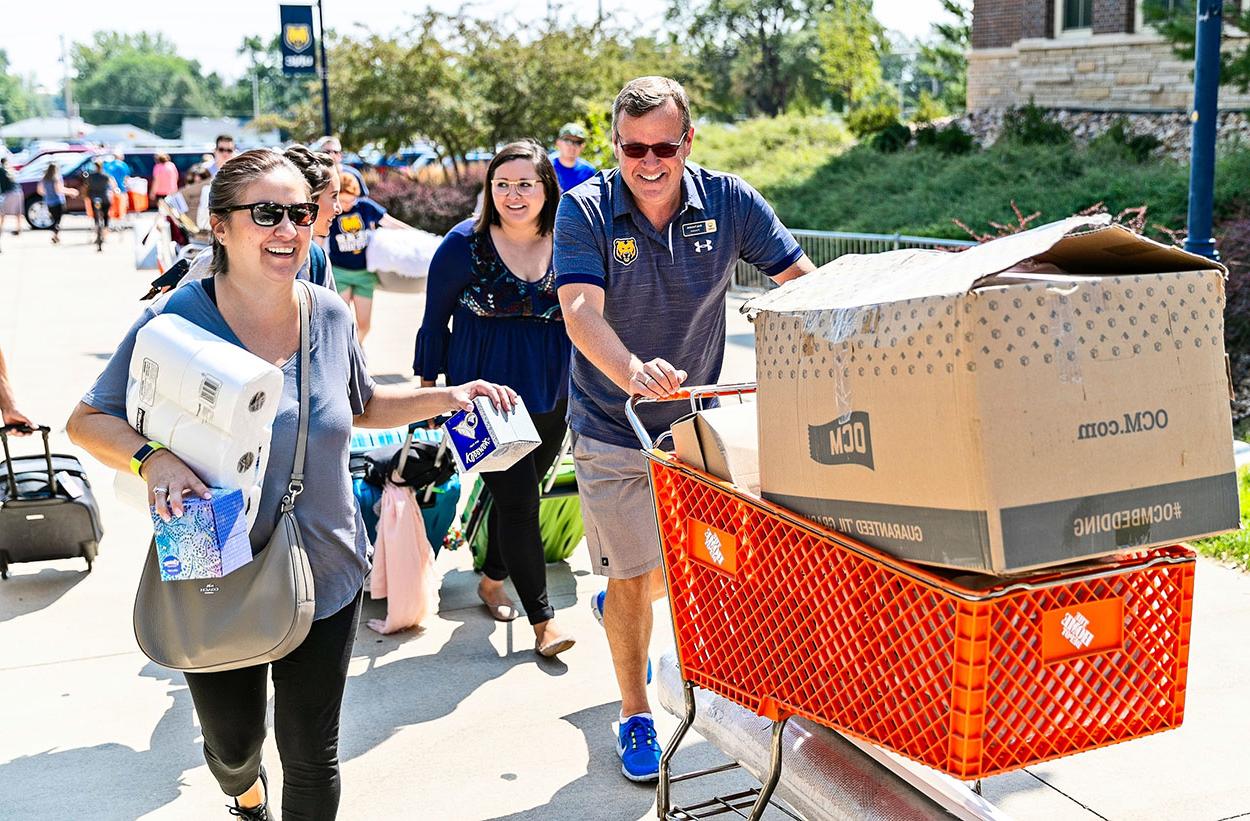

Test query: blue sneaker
[617,713,661,782]
[591,590,651,684]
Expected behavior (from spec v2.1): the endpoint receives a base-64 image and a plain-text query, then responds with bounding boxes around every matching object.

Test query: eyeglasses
[490,179,542,196]
[215,145,235,155]
[216,201,319,227]
[561,137,585,146]
[617,133,687,159]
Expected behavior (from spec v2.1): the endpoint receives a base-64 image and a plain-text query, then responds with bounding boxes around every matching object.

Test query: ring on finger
[153,486,169,496]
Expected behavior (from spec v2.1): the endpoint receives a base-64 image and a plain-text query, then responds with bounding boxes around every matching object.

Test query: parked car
[18,147,208,229]
[9,143,94,171]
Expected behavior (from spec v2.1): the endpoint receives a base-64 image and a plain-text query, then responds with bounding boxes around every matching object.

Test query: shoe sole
[619,762,660,783]
[535,637,576,658]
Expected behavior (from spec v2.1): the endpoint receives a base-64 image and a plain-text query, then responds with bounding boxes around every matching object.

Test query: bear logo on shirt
[613,237,638,266]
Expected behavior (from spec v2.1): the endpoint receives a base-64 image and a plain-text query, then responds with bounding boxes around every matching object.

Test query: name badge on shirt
[681,219,718,238]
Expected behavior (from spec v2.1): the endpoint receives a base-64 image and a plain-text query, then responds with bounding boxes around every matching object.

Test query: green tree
[816,0,888,108]
[71,32,223,137]
[222,35,317,124]
[917,0,970,112]
[1146,1,1250,91]
[666,0,834,119]
[0,50,45,126]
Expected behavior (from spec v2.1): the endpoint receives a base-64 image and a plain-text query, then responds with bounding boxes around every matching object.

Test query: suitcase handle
[0,424,55,499]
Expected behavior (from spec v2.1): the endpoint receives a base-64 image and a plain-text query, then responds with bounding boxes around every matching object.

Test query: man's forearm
[564,303,638,394]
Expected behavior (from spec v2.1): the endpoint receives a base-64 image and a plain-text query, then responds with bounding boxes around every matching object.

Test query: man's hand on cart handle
[628,357,688,399]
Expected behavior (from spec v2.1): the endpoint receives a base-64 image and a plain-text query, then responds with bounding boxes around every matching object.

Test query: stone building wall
[968,32,1250,112]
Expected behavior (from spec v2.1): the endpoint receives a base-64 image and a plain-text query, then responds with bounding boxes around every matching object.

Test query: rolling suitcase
[350,425,460,553]
[0,424,104,579]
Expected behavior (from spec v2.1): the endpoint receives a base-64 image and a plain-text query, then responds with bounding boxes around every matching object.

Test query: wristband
[130,441,167,477]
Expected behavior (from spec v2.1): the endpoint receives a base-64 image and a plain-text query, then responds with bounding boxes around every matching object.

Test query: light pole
[1185,0,1223,261]
[317,0,333,136]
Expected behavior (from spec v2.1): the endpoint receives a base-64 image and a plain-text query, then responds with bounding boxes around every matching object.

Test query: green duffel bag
[463,457,585,571]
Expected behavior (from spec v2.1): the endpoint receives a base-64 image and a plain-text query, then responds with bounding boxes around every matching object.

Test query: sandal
[478,585,520,622]
[535,634,576,658]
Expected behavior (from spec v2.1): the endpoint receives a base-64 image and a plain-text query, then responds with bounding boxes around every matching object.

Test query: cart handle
[625,382,757,450]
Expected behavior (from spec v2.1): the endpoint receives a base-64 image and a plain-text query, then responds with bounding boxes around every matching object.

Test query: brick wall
[1092,0,1134,34]
[967,32,1250,111]
[972,0,1023,49]
[1021,0,1055,39]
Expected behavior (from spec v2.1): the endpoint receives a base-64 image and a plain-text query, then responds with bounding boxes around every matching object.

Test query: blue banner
[279,5,317,75]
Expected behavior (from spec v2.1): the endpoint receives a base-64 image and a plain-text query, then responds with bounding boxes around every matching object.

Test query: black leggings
[481,398,569,625]
[182,590,362,821]
[48,203,63,234]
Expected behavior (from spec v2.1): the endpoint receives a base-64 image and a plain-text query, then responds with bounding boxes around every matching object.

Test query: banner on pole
[279,5,317,75]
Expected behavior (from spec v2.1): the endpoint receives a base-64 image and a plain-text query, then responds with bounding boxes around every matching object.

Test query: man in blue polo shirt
[555,75,813,782]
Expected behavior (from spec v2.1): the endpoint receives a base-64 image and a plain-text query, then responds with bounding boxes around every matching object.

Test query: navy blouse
[414,219,570,414]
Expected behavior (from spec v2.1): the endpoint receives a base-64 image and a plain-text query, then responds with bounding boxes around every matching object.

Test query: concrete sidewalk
[0,217,1248,820]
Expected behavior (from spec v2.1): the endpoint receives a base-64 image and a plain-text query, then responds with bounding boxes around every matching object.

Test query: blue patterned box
[151,488,253,581]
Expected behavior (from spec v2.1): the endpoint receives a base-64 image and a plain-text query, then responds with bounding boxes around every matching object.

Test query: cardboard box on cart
[746,215,1240,575]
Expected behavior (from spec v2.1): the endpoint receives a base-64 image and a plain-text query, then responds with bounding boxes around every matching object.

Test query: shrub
[1000,100,1072,146]
[911,91,948,125]
[871,122,912,153]
[847,101,903,139]
[915,122,977,156]
[690,114,851,190]
[368,169,486,235]
[1090,117,1163,163]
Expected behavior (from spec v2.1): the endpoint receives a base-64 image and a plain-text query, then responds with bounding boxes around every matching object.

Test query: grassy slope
[694,117,1250,241]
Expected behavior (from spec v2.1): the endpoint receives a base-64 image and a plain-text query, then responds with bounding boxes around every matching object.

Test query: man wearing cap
[551,122,597,192]
[555,76,813,782]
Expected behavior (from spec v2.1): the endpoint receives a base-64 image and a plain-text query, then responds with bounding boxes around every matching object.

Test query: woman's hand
[447,380,518,414]
[143,450,212,521]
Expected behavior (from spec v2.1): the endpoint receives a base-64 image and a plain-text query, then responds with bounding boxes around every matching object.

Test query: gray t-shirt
[83,280,376,619]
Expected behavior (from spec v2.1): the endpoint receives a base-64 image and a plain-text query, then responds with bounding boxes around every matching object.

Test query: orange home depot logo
[688,520,737,574]
[1041,597,1124,663]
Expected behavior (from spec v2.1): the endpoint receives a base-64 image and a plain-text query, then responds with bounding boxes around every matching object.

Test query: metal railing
[733,229,977,291]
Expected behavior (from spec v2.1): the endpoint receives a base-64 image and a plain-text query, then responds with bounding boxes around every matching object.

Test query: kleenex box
[151,488,253,581]
[444,395,540,473]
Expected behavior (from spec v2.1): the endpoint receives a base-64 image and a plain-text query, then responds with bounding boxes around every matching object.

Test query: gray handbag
[133,283,316,673]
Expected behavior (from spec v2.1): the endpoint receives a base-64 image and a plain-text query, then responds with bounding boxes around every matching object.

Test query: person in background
[198,135,236,230]
[85,159,120,248]
[550,122,596,192]
[555,76,814,783]
[329,171,411,343]
[150,152,180,205]
[283,145,341,292]
[68,148,518,821]
[0,157,22,248]
[313,136,368,197]
[102,150,132,225]
[0,343,32,433]
[36,162,78,244]
[415,140,575,658]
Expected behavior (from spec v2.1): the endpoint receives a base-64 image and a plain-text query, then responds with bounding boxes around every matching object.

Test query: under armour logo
[693,239,713,253]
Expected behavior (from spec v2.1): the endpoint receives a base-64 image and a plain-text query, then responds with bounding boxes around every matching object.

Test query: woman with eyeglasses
[329,172,412,343]
[414,140,575,657]
[67,149,517,821]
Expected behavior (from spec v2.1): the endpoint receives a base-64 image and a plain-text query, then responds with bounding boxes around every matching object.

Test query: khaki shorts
[572,432,663,579]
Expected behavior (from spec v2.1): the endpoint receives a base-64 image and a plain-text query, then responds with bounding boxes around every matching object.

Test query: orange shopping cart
[626,384,1195,821]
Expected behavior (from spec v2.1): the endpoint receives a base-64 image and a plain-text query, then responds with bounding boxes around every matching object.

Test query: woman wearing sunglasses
[329,172,413,344]
[414,140,575,657]
[67,149,517,821]
[177,145,341,293]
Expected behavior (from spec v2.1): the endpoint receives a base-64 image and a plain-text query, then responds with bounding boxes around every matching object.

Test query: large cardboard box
[671,402,761,495]
[747,216,1239,574]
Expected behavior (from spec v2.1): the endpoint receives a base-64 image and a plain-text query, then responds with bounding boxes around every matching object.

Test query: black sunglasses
[217,201,319,227]
[617,133,687,159]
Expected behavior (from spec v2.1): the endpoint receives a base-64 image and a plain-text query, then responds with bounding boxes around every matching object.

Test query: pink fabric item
[151,161,179,197]
[367,484,438,634]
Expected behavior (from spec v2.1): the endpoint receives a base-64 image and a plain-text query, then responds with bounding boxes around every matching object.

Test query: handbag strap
[281,282,312,513]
